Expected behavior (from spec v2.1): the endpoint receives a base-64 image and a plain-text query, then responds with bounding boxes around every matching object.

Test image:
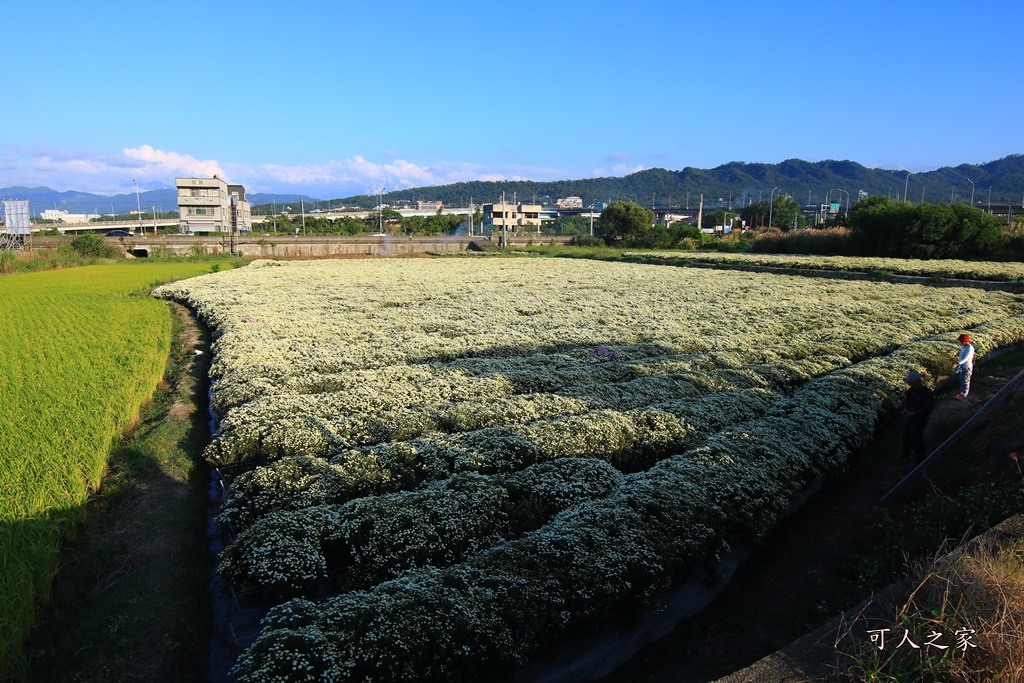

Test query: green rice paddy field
[0,261,223,678]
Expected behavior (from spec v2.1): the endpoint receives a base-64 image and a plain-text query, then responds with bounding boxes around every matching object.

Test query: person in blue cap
[902,370,933,463]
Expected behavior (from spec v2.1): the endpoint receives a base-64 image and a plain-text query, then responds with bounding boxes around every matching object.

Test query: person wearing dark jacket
[902,370,934,463]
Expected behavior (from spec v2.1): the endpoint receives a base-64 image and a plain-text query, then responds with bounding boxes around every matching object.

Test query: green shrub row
[218,388,781,533]
[219,459,623,597]
[203,351,843,468]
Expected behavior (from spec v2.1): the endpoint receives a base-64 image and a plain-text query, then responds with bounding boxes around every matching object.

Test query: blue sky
[2,0,1021,198]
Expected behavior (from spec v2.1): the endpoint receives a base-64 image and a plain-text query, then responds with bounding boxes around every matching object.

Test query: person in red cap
[952,333,975,400]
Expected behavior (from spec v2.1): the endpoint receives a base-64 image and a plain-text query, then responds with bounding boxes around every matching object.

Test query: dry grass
[834,526,1024,682]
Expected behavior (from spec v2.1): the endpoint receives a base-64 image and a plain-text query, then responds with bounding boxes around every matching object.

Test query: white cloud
[228,156,570,197]
[591,163,646,178]
[0,146,149,193]
[613,163,646,175]
[123,145,226,180]
[0,144,577,197]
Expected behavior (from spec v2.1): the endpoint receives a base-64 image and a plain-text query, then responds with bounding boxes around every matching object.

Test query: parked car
[106,229,134,237]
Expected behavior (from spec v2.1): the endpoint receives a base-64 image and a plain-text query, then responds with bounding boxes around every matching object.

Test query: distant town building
[39,209,100,223]
[483,200,542,233]
[176,176,251,233]
[417,200,443,211]
[556,196,584,209]
[658,212,693,228]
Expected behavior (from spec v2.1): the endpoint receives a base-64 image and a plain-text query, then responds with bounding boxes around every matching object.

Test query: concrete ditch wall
[29,234,574,258]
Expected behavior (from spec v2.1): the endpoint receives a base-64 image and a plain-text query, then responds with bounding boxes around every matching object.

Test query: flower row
[625,250,1024,281]
[218,458,623,597]
[218,387,781,532]
[205,354,850,469]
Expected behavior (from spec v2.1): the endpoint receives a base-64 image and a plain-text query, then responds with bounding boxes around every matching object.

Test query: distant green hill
[299,155,1024,211]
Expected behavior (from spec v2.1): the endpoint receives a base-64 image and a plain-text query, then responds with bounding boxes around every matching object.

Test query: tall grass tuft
[747,227,860,255]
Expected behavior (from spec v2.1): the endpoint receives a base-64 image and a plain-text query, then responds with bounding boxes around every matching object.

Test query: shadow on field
[0,505,85,682]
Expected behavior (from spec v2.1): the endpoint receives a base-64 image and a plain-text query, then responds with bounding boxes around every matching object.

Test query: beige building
[176,176,251,233]
[417,200,443,211]
[483,200,542,233]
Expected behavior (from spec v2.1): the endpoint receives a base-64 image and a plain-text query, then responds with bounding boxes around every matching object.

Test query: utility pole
[133,179,143,234]
[502,192,508,247]
[229,195,238,256]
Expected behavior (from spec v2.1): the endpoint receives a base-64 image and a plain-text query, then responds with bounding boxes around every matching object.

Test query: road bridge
[253,207,477,223]
[31,219,181,234]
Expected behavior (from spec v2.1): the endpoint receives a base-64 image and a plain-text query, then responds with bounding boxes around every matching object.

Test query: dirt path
[26,303,213,683]
[597,354,1024,683]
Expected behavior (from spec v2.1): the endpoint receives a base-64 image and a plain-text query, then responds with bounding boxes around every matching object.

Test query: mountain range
[321,155,1024,210]
[0,187,320,217]
[4,155,1022,216]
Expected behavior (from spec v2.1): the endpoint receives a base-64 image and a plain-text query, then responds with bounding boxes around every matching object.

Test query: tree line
[845,196,1009,259]
[252,195,1020,261]
[593,197,1021,260]
[262,209,467,236]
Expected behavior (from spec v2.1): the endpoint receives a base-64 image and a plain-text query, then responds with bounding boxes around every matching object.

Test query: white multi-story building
[483,200,542,233]
[39,209,99,223]
[176,176,251,233]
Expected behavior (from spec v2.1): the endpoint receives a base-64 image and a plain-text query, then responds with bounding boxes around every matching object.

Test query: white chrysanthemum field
[154,257,1024,682]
